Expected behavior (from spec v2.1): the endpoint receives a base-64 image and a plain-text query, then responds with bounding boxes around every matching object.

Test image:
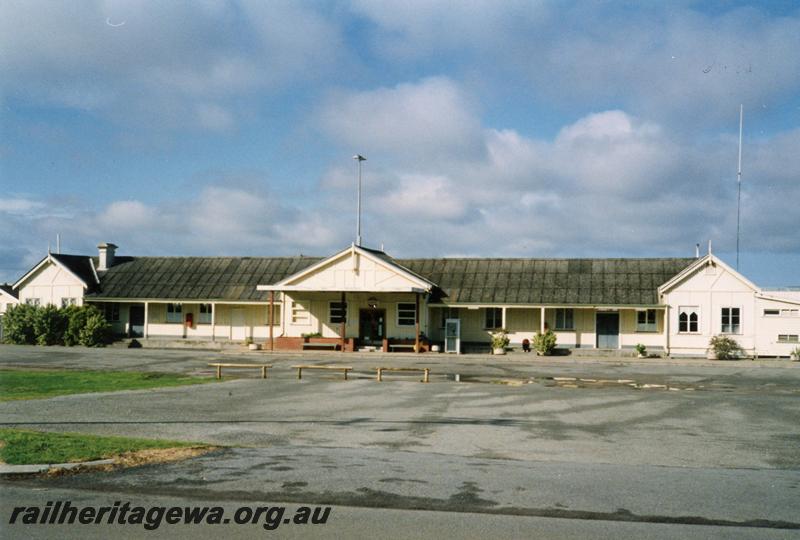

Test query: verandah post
[340,291,346,352]
[268,291,274,351]
[415,292,420,353]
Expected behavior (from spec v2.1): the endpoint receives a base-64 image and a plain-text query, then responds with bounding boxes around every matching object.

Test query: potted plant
[708,335,742,360]
[245,337,259,351]
[491,330,509,355]
[532,330,557,356]
[791,347,800,362]
[634,343,647,358]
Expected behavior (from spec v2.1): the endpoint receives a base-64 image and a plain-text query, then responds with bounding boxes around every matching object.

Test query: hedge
[2,304,112,347]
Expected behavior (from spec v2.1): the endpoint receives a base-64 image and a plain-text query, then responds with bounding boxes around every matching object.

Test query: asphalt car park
[1,345,799,538]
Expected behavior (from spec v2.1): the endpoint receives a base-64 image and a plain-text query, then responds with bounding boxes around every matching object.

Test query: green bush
[2,303,112,347]
[634,343,647,356]
[708,335,743,360]
[533,330,557,355]
[491,330,509,350]
[79,313,112,347]
[2,304,38,344]
[33,305,68,345]
[64,305,101,346]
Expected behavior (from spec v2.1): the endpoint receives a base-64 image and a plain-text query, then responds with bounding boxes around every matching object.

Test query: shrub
[62,304,85,346]
[491,330,509,350]
[79,312,112,347]
[708,335,743,360]
[33,304,68,345]
[634,343,647,356]
[533,330,557,355]
[1,304,38,344]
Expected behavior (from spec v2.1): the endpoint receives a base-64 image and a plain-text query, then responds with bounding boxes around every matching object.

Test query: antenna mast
[736,104,743,270]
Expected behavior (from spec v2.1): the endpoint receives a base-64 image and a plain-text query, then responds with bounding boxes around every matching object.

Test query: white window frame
[198,303,213,324]
[777,334,799,343]
[780,309,799,317]
[763,309,780,317]
[166,303,183,324]
[555,308,575,330]
[636,309,657,332]
[25,298,41,306]
[61,297,78,308]
[291,300,310,325]
[721,307,741,334]
[397,303,416,327]
[329,301,347,324]
[678,306,700,334]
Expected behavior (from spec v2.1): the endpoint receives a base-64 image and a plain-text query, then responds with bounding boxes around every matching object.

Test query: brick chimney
[97,243,118,271]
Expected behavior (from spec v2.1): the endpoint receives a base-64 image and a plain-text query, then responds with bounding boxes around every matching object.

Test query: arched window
[679,307,699,333]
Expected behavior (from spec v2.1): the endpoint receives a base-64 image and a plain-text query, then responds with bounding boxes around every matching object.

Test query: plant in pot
[491,330,509,355]
[245,337,259,350]
[791,346,800,362]
[708,335,742,360]
[634,343,647,358]
[532,330,557,356]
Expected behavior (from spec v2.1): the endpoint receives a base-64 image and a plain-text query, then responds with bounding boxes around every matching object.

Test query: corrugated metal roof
[398,257,695,305]
[86,254,695,305]
[90,256,323,301]
[0,283,18,299]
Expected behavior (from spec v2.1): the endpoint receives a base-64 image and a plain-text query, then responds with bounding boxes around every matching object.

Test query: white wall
[0,295,19,315]
[16,261,85,307]
[754,296,800,357]
[664,259,758,356]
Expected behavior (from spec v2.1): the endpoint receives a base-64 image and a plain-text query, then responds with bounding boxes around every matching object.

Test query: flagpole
[736,105,743,270]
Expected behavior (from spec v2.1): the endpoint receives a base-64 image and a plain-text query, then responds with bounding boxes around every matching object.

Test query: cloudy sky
[1,0,798,286]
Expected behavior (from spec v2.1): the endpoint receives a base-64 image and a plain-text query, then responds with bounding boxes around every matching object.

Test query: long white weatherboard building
[2,242,799,357]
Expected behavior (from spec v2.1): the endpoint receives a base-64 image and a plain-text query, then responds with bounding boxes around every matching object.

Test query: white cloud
[319,77,485,163]
[375,174,467,220]
[350,2,800,127]
[0,1,345,131]
[0,198,45,214]
[318,102,800,260]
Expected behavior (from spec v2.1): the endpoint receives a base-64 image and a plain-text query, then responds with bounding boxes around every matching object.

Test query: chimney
[97,243,118,271]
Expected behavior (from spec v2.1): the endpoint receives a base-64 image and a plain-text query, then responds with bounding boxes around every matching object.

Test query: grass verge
[0,428,207,465]
[0,369,213,401]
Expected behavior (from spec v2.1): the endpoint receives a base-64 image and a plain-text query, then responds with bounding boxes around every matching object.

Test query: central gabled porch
[257,244,436,352]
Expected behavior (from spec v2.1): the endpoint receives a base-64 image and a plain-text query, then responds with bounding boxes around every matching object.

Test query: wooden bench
[208,363,273,380]
[292,365,353,380]
[302,342,341,350]
[388,343,417,352]
[375,366,430,383]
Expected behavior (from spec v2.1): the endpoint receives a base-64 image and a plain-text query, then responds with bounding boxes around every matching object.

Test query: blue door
[596,313,619,349]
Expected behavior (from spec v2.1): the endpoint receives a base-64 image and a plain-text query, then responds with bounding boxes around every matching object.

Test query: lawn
[0,369,213,401]
[0,428,204,465]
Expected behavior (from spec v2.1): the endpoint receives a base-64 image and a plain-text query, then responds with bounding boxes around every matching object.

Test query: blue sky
[1,1,798,286]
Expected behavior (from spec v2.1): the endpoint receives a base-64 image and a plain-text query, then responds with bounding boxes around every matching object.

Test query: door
[359,309,385,345]
[129,305,145,337]
[596,312,619,349]
[444,318,461,354]
[231,308,246,341]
